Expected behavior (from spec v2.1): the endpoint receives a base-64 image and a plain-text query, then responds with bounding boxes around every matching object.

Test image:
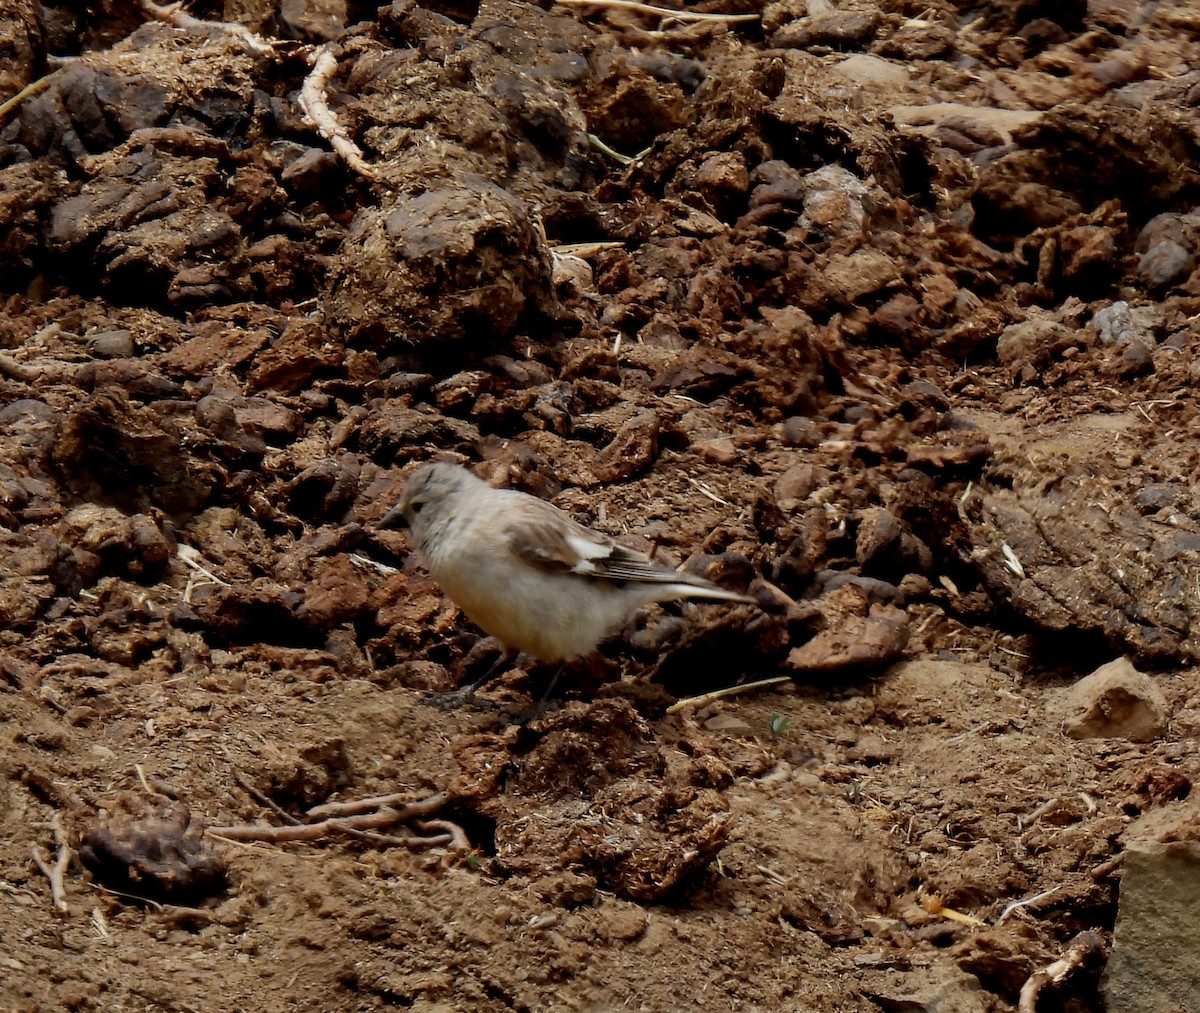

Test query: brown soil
[1,0,1198,1009]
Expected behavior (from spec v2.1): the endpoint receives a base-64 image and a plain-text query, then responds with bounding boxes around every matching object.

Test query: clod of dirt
[588,409,660,483]
[995,317,1078,373]
[771,10,880,51]
[323,179,558,350]
[53,388,220,514]
[0,1,40,105]
[57,504,172,589]
[458,699,731,900]
[1050,657,1169,742]
[494,776,731,902]
[786,584,910,674]
[79,794,228,903]
[19,25,262,164]
[969,469,1200,664]
[0,530,65,626]
[511,698,666,796]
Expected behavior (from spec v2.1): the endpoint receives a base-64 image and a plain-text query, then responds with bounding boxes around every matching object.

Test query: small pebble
[88,329,134,358]
[781,416,821,447]
[704,713,754,736]
[693,436,738,464]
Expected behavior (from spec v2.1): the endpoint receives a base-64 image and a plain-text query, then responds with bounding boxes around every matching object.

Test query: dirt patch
[1,0,1198,1009]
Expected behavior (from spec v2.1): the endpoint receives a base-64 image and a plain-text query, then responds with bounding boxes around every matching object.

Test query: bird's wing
[502,497,692,585]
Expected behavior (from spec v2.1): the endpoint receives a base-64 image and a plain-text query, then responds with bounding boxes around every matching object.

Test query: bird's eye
[410,500,424,515]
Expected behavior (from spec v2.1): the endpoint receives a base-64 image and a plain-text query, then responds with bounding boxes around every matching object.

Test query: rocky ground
[1,0,1198,1009]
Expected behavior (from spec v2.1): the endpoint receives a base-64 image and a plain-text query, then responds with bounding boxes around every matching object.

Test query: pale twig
[665,675,791,714]
[31,816,70,912]
[307,790,446,820]
[348,553,397,576]
[416,819,471,851]
[176,545,231,588]
[755,578,798,609]
[208,791,464,851]
[556,0,758,22]
[587,133,646,165]
[0,69,62,121]
[140,0,273,53]
[1090,852,1125,880]
[1018,797,1060,832]
[299,44,379,181]
[552,241,625,257]
[210,808,426,842]
[133,763,171,799]
[234,771,303,826]
[0,353,39,383]
[996,886,1059,925]
[1018,930,1105,1013]
[685,475,731,507]
[756,863,790,887]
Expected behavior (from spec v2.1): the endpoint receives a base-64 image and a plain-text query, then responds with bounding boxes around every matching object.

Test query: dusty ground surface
[1,0,1199,1009]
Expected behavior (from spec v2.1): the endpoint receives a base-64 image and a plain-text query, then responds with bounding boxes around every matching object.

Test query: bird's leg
[539,663,566,703]
[430,647,519,709]
[510,662,568,724]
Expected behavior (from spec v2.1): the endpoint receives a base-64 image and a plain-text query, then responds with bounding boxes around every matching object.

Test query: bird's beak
[378,499,409,529]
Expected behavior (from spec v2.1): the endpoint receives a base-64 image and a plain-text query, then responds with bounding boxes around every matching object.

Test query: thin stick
[666,675,791,714]
[307,789,446,820]
[0,69,62,121]
[329,824,453,849]
[209,808,417,842]
[0,353,39,383]
[140,0,273,53]
[176,545,231,587]
[1018,797,1060,831]
[556,0,759,21]
[552,241,625,257]
[234,771,303,826]
[685,475,731,506]
[1090,853,1125,880]
[755,578,798,609]
[416,819,471,851]
[299,45,379,181]
[587,133,641,165]
[31,816,70,912]
[348,552,397,576]
[209,792,452,844]
[996,886,1059,925]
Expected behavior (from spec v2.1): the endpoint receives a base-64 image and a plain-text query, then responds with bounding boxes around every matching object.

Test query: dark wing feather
[504,512,589,574]
[502,495,750,599]
[502,497,673,582]
[587,543,701,584]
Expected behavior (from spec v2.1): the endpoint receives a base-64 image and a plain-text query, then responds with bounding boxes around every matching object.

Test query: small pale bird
[378,462,753,674]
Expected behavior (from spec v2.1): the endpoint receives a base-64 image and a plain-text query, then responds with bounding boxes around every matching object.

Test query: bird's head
[378,461,472,535]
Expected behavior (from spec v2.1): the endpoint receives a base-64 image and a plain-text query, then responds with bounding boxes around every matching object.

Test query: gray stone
[1138,239,1192,289]
[996,318,1074,369]
[87,329,134,358]
[1104,841,1200,1012]
[1092,301,1136,345]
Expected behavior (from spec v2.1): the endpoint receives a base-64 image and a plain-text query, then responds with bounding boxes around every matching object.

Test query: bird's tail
[666,579,756,605]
